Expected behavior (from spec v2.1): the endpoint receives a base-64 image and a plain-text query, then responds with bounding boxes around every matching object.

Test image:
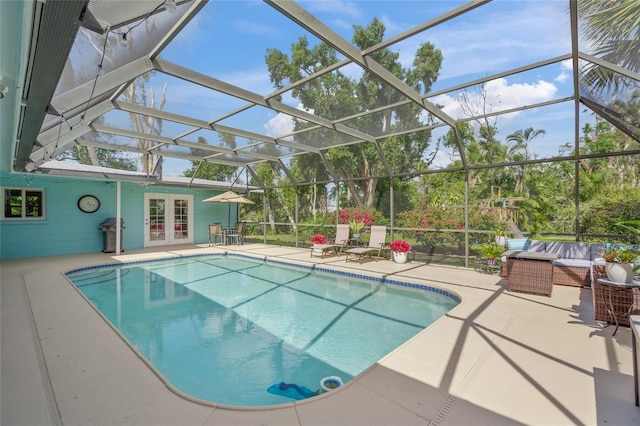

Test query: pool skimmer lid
[320,376,343,392]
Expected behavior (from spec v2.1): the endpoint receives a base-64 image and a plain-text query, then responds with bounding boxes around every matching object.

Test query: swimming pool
[66,254,459,407]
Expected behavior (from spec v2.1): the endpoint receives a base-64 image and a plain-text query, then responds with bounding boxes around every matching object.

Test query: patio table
[222,227,240,245]
[506,251,558,296]
[598,279,640,336]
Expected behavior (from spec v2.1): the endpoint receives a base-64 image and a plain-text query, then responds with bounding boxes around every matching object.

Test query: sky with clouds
[126,0,592,174]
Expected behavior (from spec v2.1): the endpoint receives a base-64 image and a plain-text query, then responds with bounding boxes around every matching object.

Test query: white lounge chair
[310,224,350,258]
[345,225,388,262]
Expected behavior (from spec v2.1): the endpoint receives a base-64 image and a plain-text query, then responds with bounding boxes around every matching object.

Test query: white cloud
[555,59,573,82]
[264,104,314,138]
[222,69,274,95]
[394,1,570,84]
[377,14,403,37]
[431,77,558,121]
[302,0,362,20]
[265,113,294,138]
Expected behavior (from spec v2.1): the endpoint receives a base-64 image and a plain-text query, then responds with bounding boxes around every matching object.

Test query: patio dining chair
[345,225,388,262]
[208,223,223,246]
[235,222,247,245]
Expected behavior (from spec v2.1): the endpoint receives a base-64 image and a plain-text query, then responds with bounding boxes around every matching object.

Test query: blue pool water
[66,255,459,406]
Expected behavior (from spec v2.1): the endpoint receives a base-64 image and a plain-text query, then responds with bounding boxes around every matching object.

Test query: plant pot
[487,258,496,266]
[392,251,408,264]
[605,262,635,283]
[495,236,506,247]
[351,233,361,240]
[312,247,324,255]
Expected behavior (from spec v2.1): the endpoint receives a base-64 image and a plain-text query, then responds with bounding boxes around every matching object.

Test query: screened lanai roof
[2,0,639,185]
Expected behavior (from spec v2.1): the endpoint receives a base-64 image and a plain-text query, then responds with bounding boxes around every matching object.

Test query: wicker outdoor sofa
[500,239,605,288]
[500,238,640,327]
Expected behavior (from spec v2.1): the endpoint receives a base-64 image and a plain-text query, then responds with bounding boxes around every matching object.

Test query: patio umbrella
[202,191,255,227]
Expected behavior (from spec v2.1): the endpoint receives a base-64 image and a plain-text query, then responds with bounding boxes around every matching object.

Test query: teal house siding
[0,172,233,260]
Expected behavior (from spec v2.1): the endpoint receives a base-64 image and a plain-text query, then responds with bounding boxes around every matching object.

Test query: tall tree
[66,28,170,173]
[184,135,239,181]
[266,18,442,209]
[56,143,137,171]
[444,84,510,191]
[121,79,167,175]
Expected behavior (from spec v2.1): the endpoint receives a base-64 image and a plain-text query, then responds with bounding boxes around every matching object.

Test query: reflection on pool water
[66,255,459,406]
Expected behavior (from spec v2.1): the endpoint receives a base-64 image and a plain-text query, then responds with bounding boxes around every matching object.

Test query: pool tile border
[65,252,461,304]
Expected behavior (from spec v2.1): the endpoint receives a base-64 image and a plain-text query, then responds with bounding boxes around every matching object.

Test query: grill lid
[99,217,125,229]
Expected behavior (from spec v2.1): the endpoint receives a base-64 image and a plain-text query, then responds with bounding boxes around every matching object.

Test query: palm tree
[578,0,640,94]
[506,127,546,194]
[507,127,546,162]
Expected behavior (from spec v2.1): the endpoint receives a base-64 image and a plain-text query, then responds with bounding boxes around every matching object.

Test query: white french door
[144,193,193,247]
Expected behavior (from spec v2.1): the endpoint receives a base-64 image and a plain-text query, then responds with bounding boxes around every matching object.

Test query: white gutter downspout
[116,181,122,255]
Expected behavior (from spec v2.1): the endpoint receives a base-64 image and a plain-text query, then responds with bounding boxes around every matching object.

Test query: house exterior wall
[0,172,232,260]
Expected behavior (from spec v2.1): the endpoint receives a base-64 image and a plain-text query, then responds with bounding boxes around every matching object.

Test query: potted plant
[389,239,412,264]
[310,234,327,245]
[476,243,505,266]
[602,246,640,283]
[615,220,640,275]
[494,228,507,247]
[349,220,365,240]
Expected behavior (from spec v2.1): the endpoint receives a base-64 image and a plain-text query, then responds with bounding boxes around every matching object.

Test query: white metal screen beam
[265,0,457,129]
[155,58,377,144]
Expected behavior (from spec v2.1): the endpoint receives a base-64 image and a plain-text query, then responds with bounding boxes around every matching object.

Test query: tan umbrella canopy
[203,191,255,204]
[203,191,255,227]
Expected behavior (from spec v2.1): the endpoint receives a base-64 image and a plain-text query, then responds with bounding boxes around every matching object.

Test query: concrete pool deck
[2,243,640,425]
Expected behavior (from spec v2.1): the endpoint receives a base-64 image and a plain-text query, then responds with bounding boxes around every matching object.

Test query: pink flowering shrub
[396,201,500,253]
[336,208,379,226]
[396,204,464,250]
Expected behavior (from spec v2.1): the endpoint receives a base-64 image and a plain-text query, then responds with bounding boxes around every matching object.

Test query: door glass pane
[150,199,166,241]
[174,199,188,240]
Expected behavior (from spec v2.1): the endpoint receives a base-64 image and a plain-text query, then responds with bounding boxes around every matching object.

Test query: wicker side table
[506,252,558,296]
[598,278,640,336]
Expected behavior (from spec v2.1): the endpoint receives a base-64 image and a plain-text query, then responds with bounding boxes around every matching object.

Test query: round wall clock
[77,195,100,213]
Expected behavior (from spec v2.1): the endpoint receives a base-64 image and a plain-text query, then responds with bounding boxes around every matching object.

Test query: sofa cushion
[605,243,640,251]
[506,238,530,251]
[545,241,591,260]
[528,240,546,252]
[552,259,592,268]
[590,243,606,261]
